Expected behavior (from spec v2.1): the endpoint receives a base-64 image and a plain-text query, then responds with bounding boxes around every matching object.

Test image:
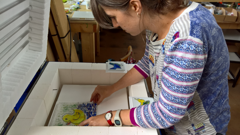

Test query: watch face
[115,120,121,125]
[105,113,111,120]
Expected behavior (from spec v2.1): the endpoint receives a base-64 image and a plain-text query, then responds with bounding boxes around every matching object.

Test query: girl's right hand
[90,85,115,105]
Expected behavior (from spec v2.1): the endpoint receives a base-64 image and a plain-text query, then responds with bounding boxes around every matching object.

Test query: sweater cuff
[130,108,139,127]
[133,65,148,79]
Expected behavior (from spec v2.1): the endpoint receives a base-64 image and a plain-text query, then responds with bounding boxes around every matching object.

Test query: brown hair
[91,0,189,29]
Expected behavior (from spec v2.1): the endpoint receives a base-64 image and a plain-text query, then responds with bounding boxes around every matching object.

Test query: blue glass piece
[109,63,121,70]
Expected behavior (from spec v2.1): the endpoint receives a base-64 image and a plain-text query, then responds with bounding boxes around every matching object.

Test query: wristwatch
[114,109,122,126]
[105,111,114,126]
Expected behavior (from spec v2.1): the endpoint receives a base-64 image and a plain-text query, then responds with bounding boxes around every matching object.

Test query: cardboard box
[214,7,226,22]
[204,6,226,22]
[236,10,240,23]
[204,6,214,14]
[224,8,237,22]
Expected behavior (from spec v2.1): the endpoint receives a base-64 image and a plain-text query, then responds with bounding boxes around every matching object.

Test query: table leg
[81,33,95,62]
[95,24,100,56]
[233,67,240,87]
[68,32,80,62]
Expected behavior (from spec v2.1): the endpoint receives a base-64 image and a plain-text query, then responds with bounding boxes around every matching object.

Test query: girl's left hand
[79,113,109,126]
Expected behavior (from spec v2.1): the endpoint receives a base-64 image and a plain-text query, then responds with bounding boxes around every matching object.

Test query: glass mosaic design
[49,102,97,126]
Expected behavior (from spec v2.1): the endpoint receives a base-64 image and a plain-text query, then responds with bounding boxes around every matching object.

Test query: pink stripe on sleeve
[134,65,148,78]
[130,108,139,127]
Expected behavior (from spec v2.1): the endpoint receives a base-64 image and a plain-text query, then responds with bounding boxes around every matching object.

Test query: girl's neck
[144,8,187,40]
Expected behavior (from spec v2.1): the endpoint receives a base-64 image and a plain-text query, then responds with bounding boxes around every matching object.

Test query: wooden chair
[223,29,240,87]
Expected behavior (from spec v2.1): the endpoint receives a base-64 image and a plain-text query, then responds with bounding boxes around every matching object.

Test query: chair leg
[232,70,240,87]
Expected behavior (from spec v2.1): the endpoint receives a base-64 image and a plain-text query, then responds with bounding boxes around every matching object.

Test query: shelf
[218,22,240,29]
[223,29,240,41]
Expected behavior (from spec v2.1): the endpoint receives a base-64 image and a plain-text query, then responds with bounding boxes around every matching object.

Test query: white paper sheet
[72,11,94,20]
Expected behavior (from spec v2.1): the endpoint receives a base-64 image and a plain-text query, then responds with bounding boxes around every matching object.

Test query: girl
[79,0,230,134]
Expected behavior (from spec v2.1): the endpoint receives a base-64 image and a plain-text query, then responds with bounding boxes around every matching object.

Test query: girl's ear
[129,0,142,15]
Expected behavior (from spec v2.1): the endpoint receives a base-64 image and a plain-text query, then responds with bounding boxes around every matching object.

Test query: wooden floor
[97,29,240,134]
[227,82,240,135]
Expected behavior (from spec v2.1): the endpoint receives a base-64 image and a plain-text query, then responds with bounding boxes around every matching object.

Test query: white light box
[7,62,157,135]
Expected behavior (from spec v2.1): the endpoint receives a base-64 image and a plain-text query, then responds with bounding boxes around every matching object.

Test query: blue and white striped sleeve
[133,37,150,78]
[130,37,207,128]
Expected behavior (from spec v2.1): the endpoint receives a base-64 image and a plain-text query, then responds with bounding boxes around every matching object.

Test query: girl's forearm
[111,67,144,93]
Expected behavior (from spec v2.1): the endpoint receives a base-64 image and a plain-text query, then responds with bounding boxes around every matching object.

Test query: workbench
[66,4,100,63]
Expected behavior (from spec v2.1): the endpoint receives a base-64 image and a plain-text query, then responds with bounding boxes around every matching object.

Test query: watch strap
[106,111,114,126]
[114,109,122,126]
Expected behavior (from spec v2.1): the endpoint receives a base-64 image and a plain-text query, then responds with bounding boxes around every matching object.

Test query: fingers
[90,85,106,105]
[94,95,98,103]
[90,86,99,102]
[97,95,103,105]
[79,119,89,126]
[97,100,101,105]
[91,95,98,104]
[90,91,97,102]
[96,94,100,103]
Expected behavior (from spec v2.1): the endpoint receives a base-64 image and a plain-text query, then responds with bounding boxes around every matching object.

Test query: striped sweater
[130,2,230,135]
